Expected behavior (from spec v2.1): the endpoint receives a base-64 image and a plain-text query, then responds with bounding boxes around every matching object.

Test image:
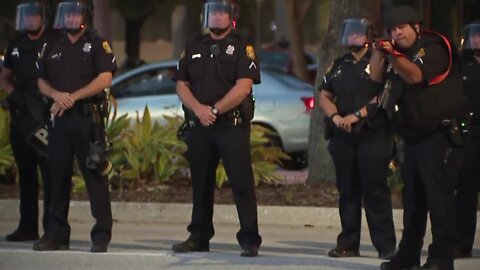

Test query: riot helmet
[462,20,480,53]
[53,0,92,34]
[15,0,46,35]
[339,18,371,51]
[384,5,422,33]
[202,0,239,35]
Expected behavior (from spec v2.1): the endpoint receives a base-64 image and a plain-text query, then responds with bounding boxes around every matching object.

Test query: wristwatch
[354,110,363,119]
[211,106,219,116]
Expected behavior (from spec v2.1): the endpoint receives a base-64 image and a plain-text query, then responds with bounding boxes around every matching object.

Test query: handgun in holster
[177,104,196,142]
[441,117,466,148]
[86,90,112,176]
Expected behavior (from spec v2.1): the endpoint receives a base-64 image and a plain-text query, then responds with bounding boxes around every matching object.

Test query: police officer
[33,0,116,253]
[318,18,396,260]
[172,0,262,257]
[371,6,468,270]
[0,0,53,242]
[453,20,480,259]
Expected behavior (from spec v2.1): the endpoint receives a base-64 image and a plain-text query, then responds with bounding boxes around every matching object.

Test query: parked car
[258,49,318,85]
[110,60,314,169]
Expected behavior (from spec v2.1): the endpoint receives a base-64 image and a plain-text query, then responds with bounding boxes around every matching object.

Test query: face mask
[210,27,230,36]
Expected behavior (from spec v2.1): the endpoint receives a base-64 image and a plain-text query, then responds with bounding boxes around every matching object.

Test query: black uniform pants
[45,113,112,245]
[10,123,51,233]
[328,130,396,254]
[185,122,262,248]
[397,132,462,269]
[454,127,480,253]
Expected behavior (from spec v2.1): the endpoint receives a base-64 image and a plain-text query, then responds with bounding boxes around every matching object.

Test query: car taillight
[301,97,315,112]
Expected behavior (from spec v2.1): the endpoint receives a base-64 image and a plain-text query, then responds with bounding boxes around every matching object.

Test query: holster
[238,93,255,122]
[177,105,196,141]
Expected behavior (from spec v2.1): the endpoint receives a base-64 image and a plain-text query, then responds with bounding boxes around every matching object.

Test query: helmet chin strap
[210,27,230,36]
[66,28,82,35]
[27,27,42,36]
[349,45,366,52]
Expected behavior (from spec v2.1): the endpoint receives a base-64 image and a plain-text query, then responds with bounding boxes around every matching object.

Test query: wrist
[330,112,339,121]
[211,105,219,116]
[354,110,364,119]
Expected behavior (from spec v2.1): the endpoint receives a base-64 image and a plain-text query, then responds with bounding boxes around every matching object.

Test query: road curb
[0,199,412,229]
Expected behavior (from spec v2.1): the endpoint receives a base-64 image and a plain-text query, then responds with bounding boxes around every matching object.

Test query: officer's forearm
[318,90,338,118]
[390,57,423,84]
[71,72,112,101]
[369,51,386,82]
[0,68,15,94]
[176,81,203,111]
[38,78,58,98]
[214,78,252,114]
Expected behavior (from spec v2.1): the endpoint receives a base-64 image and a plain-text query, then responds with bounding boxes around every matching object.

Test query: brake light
[301,97,315,112]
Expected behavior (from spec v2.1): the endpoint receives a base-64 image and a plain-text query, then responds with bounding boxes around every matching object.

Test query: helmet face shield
[201,2,235,29]
[15,3,45,32]
[53,2,87,31]
[462,23,480,50]
[340,19,369,46]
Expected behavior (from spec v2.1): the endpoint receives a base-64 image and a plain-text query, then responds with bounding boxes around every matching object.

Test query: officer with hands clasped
[173,0,262,257]
[0,0,53,242]
[318,18,396,260]
[33,0,116,253]
[370,6,469,270]
[453,20,480,259]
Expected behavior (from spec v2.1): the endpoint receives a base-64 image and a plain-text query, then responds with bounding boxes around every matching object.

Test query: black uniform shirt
[4,31,57,92]
[38,30,117,93]
[320,50,382,115]
[176,32,260,105]
[460,53,480,120]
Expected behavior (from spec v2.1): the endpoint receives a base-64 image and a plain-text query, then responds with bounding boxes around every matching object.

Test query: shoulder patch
[246,45,256,60]
[102,41,113,54]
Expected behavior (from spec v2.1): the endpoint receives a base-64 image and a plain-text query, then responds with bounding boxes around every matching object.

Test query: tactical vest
[389,31,469,137]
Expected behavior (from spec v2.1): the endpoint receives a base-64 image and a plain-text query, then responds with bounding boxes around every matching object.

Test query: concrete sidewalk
[0,199,402,229]
[1,199,480,269]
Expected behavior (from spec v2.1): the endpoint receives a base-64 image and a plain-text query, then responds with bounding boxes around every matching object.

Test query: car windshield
[262,69,312,90]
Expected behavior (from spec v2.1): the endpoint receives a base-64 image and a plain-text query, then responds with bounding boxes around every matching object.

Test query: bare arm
[389,56,423,84]
[213,78,252,113]
[70,72,112,101]
[0,68,14,94]
[369,49,386,82]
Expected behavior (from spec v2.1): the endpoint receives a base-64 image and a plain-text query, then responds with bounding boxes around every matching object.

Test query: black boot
[5,228,39,242]
[33,236,69,251]
[172,238,209,253]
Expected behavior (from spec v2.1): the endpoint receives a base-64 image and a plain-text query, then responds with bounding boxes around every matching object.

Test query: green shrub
[72,104,289,194]
[0,107,15,181]
[115,106,187,190]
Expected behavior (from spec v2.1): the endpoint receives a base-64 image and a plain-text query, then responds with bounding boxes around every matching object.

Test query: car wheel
[254,124,308,170]
[282,151,308,170]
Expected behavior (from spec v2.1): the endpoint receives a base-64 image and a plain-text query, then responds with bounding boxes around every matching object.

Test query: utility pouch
[441,118,465,148]
[238,93,255,121]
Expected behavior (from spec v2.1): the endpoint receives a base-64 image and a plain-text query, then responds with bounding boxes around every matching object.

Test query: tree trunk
[93,0,112,42]
[285,0,311,82]
[307,0,381,184]
[171,4,188,59]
